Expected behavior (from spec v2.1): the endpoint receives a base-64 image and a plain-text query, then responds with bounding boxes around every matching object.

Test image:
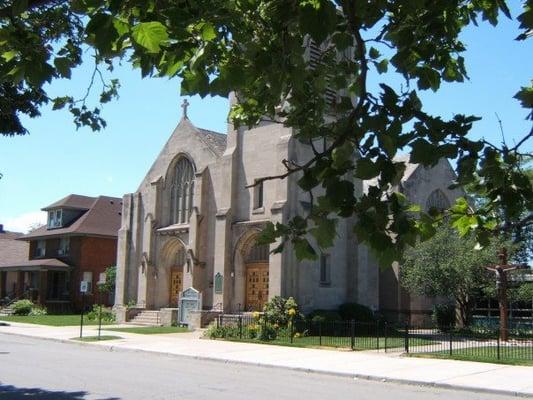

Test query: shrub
[12,300,34,316]
[86,304,116,322]
[205,324,240,339]
[29,305,47,316]
[432,303,455,331]
[258,323,277,341]
[307,309,342,323]
[338,303,374,322]
[263,296,301,326]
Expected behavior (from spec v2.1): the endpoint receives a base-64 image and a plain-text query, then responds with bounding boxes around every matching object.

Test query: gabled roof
[21,195,122,240]
[197,127,227,156]
[0,258,71,271]
[362,154,421,194]
[42,194,95,211]
[0,230,29,268]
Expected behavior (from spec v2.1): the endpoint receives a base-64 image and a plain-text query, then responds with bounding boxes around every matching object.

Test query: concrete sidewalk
[1,321,532,397]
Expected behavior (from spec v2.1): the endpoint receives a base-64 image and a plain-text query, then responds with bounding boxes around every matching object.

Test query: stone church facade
[114,102,462,323]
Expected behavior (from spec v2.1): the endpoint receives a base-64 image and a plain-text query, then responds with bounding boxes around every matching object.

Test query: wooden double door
[169,268,183,307]
[245,262,269,311]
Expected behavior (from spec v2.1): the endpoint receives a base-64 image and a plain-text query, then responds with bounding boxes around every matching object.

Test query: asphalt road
[0,334,519,400]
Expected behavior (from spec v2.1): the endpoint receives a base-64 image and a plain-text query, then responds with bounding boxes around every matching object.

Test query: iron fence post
[350,320,355,350]
[239,315,243,339]
[290,320,294,344]
[384,322,388,353]
[404,322,409,353]
[449,328,453,356]
[376,321,380,351]
[216,314,220,329]
[497,334,501,360]
[319,321,322,346]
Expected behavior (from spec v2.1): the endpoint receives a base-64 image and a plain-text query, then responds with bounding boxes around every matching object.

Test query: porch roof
[0,258,71,272]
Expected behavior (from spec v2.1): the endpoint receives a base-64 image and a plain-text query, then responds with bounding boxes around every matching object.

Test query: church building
[114,98,462,324]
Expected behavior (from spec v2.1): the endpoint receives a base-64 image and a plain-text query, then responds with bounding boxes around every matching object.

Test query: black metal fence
[215,315,533,362]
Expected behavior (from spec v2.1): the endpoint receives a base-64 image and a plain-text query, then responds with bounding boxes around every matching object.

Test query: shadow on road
[0,384,120,399]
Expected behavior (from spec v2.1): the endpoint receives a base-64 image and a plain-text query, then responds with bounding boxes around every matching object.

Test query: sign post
[96,277,106,340]
[79,281,89,338]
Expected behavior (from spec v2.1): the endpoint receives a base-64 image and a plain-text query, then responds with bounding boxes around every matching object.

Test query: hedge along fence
[208,314,533,361]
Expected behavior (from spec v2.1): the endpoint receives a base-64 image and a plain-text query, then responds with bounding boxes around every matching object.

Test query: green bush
[432,304,455,331]
[205,324,240,339]
[12,300,34,316]
[29,305,47,316]
[86,304,116,322]
[338,303,374,322]
[307,309,341,323]
[263,296,300,326]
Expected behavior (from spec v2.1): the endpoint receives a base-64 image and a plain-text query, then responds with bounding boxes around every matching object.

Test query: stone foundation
[160,308,179,326]
[189,310,223,330]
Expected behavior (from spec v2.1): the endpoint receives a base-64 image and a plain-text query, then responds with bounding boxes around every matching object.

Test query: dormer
[42,194,95,230]
[48,209,63,229]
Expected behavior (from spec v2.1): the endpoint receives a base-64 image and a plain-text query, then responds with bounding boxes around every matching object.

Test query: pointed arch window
[426,189,450,213]
[246,242,269,263]
[170,157,195,224]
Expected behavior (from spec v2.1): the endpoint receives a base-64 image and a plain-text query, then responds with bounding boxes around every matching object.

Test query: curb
[1,330,531,398]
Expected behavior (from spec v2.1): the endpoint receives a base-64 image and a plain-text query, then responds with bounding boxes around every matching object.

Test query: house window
[253,180,264,209]
[48,209,63,228]
[82,271,93,293]
[170,157,195,224]
[319,253,331,286]
[35,240,46,257]
[58,237,70,256]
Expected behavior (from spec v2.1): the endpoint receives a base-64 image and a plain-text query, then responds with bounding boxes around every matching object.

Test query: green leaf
[310,218,337,249]
[293,238,317,260]
[132,22,169,53]
[200,23,217,41]
[369,47,380,59]
[54,57,71,79]
[355,158,379,179]
[376,59,388,74]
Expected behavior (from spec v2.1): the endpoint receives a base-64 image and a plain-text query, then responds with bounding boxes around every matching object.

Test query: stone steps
[129,310,162,326]
[0,306,14,316]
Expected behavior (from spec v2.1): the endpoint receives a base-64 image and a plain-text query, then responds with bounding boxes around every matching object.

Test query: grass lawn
[0,314,115,327]
[106,326,189,335]
[217,335,432,350]
[72,335,123,342]
[411,347,533,366]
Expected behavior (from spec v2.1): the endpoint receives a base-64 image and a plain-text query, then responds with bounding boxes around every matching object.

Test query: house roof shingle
[42,194,96,211]
[21,195,122,240]
[0,230,29,268]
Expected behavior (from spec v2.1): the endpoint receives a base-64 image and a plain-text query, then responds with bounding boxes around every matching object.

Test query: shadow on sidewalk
[0,384,119,399]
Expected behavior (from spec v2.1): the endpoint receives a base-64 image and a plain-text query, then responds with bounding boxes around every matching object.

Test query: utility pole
[485,248,527,341]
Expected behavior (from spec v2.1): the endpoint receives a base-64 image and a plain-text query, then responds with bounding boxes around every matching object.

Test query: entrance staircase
[128,310,162,326]
[0,305,14,316]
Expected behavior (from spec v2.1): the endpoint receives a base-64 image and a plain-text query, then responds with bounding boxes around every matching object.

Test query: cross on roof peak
[181,98,190,119]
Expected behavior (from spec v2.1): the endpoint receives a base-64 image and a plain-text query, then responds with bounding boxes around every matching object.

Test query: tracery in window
[170,157,195,224]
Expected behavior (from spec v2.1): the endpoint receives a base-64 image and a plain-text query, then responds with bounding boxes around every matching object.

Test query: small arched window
[426,189,450,212]
[170,157,195,224]
[246,243,269,263]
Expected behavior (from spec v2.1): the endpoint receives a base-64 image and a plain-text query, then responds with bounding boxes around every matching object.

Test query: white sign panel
[80,281,89,293]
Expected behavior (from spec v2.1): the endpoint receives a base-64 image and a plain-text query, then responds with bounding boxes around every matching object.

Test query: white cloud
[3,211,47,233]
[106,175,114,183]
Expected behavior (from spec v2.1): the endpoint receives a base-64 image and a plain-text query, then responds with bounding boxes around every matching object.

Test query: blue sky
[1,7,531,232]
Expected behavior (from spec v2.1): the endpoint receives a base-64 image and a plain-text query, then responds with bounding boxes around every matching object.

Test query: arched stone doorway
[158,238,187,307]
[244,242,270,311]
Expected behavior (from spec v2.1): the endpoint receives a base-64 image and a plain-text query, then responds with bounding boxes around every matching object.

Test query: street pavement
[0,334,522,400]
[0,321,532,398]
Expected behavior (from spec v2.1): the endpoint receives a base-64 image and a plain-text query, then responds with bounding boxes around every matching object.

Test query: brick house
[0,195,121,312]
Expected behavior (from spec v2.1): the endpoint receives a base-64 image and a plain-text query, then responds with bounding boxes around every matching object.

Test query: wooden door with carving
[245,263,269,311]
[169,268,183,307]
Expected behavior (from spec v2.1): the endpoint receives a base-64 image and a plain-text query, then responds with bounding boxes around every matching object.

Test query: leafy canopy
[0,0,532,264]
